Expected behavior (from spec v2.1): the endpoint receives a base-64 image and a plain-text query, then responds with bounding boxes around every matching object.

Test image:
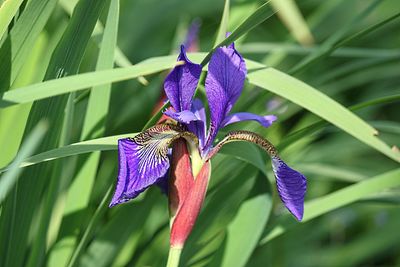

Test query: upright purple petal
[221,112,277,128]
[109,125,195,207]
[204,45,247,149]
[272,157,307,221]
[188,99,207,150]
[164,45,202,112]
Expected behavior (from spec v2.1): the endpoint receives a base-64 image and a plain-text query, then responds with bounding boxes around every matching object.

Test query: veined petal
[164,45,202,112]
[272,157,307,221]
[109,124,198,207]
[221,112,277,128]
[204,45,247,149]
[207,130,306,221]
[164,99,207,150]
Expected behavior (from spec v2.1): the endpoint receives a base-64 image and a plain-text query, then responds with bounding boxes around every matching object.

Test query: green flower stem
[166,246,182,267]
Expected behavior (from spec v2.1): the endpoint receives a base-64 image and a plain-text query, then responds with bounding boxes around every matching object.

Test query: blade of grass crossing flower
[0,54,183,107]
[0,121,48,204]
[0,0,24,40]
[218,194,271,267]
[214,0,230,46]
[247,68,400,162]
[270,0,314,46]
[0,0,107,266]
[259,168,400,244]
[0,0,59,92]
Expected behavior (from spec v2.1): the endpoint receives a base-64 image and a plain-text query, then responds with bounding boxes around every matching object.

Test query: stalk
[166,246,182,267]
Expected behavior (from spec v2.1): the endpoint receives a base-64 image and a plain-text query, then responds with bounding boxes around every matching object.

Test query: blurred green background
[0,0,399,266]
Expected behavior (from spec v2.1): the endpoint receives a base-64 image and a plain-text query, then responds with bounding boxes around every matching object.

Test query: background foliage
[0,0,399,266]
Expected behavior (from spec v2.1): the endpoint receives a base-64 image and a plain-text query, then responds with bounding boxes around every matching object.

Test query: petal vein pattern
[109,124,197,207]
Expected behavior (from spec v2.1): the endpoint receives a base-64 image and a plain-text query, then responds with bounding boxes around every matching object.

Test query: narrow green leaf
[270,0,314,45]
[260,168,400,244]
[219,194,271,267]
[214,0,230,46]
[0,0,59,92]
[247,68,400,162]
[66,187,112,267]
[277,94,400,151]
[0,55,183,107]
[290,4,400,74]
[0,0,24,40]
[0,133,132,172]
[0,120,47,203]
[239,43,400,58]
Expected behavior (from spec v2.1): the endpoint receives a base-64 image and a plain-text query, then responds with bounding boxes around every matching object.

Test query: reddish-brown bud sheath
[169,138,194,217]
[169,160,211,248]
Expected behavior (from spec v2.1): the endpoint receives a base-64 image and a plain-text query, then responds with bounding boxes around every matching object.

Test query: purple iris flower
[109,43,307,222]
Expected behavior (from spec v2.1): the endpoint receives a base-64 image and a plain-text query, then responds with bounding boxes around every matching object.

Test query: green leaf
[277,94,400,151]
[0,0,107,266]
[214,0,230,46]
[62,2,120,265]
[0,0,59,92]
[0,54,182,107]
[247,67,400,162]
[0,120,47,204]
[259,168,400,244]
[270,0,314,45]
[290,4,400,74]
[0,0,25,40]
[0,133,132,173]
[219,194,271,267]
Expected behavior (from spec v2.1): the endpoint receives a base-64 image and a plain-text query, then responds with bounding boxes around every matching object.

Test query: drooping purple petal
[271,157,307,221]
[164,45,202,112]
[221,112,277,128]
[204,45,247,149]
[109,125,192,207]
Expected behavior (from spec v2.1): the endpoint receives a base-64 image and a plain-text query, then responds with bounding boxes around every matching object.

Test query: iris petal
[164,45,202,112]
[221,112,277,128]
[109,124,197,207]
[272,157,307,221]
[188,99,207,149]
[164,109,200,124]
[207,130,306,221]
[204,45,247,149]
